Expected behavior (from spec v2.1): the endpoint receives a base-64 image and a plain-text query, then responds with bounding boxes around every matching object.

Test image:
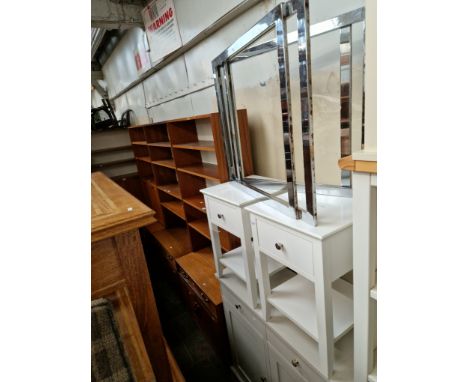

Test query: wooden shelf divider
[153,159,176,169]
[178,163,219,181]
[158,184,182,199]
[172,141,215,151]
[161,200,186,220]
[183,195,206,213]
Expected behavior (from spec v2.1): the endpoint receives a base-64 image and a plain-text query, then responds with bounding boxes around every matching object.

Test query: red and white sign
[134,36,151,76]
[142,0,182,64]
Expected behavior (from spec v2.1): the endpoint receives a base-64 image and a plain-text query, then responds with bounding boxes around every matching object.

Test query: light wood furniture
[128,111,254,364]
[92,281,155,382]
[339,154,377,382]
[128,111,252,256]
[91,172,173,382]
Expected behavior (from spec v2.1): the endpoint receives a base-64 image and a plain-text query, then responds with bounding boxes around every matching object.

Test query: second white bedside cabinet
[246,191,354,379]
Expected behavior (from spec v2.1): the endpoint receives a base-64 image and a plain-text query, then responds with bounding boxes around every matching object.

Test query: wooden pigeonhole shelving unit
[128,110,253,359]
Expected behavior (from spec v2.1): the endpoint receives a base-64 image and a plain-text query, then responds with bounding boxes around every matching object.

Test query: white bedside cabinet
[246,191,354,379]
[201,179,286,309]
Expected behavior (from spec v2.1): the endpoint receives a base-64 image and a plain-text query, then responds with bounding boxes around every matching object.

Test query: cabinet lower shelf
[219,247,283,282]
[268,274,353,342]
[267,308,354,381]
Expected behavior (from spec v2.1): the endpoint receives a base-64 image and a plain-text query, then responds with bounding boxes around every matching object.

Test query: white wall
[101,0,371,184]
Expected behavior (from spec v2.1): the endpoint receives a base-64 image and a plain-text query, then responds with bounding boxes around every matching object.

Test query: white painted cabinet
[223,297,270,382]
[204,182,355,382]
[268,344,308,382]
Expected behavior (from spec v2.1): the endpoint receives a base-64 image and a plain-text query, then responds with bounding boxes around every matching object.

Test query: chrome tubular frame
[212,4,365,225]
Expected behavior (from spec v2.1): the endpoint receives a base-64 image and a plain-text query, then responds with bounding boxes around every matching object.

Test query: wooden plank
[153,159,176,169]
[161,200,186,220]
[92,282,155,382]
[157,183,182,199]
[178,163,219,181]
[92,145,133,154]
[150,227,191,259]
[114,230,173,382]
[91,172,155,242]
[91,158,135,170]
[188,218,210,239]
[147,141,171,148]
[176,247,222,305]
[338,155,377,174]
[172,140,215,151]
[183,195,206,213]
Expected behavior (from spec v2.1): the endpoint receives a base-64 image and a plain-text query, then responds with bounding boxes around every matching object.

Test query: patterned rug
[91,298,135,382]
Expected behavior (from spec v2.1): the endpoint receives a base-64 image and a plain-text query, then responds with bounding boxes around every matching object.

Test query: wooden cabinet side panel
[114,229,172,382]
[91,238,125,292]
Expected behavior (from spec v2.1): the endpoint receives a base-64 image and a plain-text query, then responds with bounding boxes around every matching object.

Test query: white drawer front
[206,197,242,236]
[255,217,315,280]
[267,341,324,382]
[221,284,265,336]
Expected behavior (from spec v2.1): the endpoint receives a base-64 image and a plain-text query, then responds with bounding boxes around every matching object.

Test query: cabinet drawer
[221,283,265,336]
[179,269,218,321]
[255,217,315,280]
[206,197,242,236]
[267,339,323,382]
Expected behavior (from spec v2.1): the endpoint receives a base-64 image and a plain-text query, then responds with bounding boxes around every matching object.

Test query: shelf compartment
[183,194,206,213]
[136,156,152,163]
[178,163,220,180]
[147,141,171,148]
[266,308,354,380]
[129,127,146,142]
[153,159,176,169]
[144,124,169,144]
[150,226,191,258]
[157,184,182,199]
[172,140,215,151]
[220,247,284,282]
[268,274,353,342]
[161,200,186,220]
[188,218,210,239]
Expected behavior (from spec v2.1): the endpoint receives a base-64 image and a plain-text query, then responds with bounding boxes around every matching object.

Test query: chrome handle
[275,242,283,250]
[217,213,224,219]
[291,359,299,367]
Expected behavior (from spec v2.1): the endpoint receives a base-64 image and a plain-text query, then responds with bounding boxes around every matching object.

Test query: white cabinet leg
[353,172,373,382]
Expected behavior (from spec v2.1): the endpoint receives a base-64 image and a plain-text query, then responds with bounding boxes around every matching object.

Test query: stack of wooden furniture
[127,110,253,359]
[91,172,173,382]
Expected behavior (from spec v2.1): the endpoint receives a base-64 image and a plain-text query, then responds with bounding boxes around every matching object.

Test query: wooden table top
[91,172,156,242]
[338,155,377,174]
